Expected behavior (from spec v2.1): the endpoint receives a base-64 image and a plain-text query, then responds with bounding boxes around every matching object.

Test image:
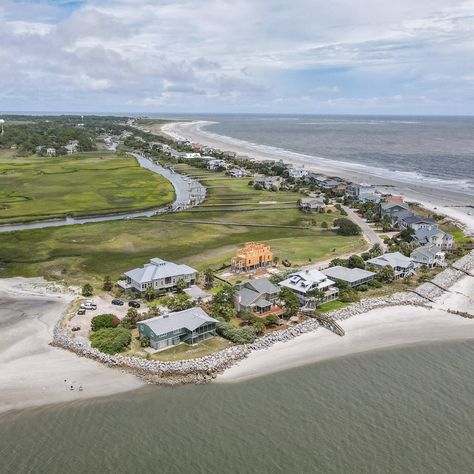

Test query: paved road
[342,205,384,247]
[0,154,206,234]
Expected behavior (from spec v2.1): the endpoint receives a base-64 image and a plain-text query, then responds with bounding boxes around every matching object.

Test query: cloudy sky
[1,0,474,114]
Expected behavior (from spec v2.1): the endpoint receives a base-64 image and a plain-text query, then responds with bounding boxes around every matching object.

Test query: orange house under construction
[231,242,273,273]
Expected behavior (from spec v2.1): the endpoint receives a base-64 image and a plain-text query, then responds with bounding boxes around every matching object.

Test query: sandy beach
[217,275,474,383]
[161,121,474,235]
[0,278,143,414]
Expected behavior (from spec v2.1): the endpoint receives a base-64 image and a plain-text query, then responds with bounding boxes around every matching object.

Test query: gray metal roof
[401,214,435,225]
[322,266,376,283]
[245,278,279,295]
[236,278,279,307]
[124,258,197,284]
[381,202,408,211]
[367,252,413,269]
[137,307,217,336]
[237,287,261,307]
[411,244,443,259]
[414,226,451,243]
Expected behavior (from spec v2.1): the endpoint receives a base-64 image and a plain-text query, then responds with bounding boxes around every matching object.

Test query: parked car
[112,299,124,306]
[71,326,81,332]
[80,301,97,310]
[282,259,292,267]
[77,308,86,315]
[128,300,141,308]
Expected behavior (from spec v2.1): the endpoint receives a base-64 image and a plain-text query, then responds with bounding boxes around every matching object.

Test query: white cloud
[0,0,473,113]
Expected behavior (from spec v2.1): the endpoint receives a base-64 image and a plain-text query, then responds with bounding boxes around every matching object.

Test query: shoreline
[161,120,474,235]
[1,253,472,414]
[0,278,144,415]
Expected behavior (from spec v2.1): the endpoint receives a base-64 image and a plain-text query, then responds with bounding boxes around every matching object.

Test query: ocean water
[1,340,473,474]
[188,114,474,195]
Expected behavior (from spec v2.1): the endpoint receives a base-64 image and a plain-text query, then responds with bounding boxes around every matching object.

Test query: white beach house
[279,269,338,304]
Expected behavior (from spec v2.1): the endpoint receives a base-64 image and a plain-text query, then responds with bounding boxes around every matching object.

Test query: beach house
[346,184,381,203]
[413,226,454,249]
[397,214,436,231]
[367,252,415,278]
[322,266,376,288]
[380,202,410,218]
[234,278,281,315]
[289,167,309,179]
[184,152,201,159]
[254,176,283,191]
[137,307,218,350]
[298,197,326,212]
[279,269,338,305]
[118,258,197,293]
[411,244,445,268]
[207,159,228,170]
[231,242,273,273]
[228,169,245,178]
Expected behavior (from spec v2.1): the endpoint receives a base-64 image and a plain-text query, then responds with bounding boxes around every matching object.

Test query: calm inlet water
[1,340,473,473]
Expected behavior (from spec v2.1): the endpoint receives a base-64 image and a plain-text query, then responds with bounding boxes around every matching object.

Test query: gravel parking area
[66,294,148,338]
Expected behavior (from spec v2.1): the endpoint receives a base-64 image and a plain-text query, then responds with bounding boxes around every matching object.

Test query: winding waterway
[0,154,206,233]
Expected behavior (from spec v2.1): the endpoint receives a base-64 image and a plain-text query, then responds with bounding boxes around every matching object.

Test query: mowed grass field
[0,152,175,223]
[0,162,366,284]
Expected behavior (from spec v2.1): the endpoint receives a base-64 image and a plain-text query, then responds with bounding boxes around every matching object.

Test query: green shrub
[216,322,257,344]
[90,327,131,354]
[82,283,94,297]
[339,288,360,303]
[91,313,120,331]
[368,279,383,288]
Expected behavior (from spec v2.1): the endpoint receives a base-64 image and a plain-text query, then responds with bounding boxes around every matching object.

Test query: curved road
[0,153,206,234]
[342,205,384,247]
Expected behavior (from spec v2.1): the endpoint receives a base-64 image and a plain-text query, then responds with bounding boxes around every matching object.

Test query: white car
[80,301,97,310]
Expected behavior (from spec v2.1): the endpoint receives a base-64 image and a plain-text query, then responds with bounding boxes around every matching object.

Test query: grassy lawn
[0,152,175,223]
[0,162,366,284]
[318,300,349,313]
[126,332,232,361]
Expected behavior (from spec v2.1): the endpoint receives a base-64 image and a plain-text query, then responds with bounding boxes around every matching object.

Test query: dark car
[282,259,292,267]
[128,300,141,308]
[112,299,124,306]
[71,326,81,332]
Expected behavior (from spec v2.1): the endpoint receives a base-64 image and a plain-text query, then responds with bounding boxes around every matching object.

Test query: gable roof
[411,244,444,260]
[400,214,435,225]
[236,278,279,307]
[381,202,409,212]
[279,269,335,293]
[322,266,376,283]
[125,258,197,283]
[414,226,451,243]
[245,278,279,295]
[138,307,217,336]
[367,252,413,269]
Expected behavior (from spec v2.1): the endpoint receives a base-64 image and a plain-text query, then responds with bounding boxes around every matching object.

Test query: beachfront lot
[0,152,174,224]
[0,164,366,285]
